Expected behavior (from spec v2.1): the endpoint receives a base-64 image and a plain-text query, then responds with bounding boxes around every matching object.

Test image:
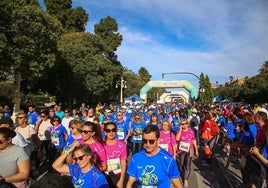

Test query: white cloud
[77,0,268,85]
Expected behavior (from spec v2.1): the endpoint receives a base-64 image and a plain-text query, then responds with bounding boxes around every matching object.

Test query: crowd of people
[0,101,267,188]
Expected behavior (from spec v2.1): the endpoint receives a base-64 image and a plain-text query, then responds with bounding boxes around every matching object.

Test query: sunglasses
[181,123,187,125]
[18,117,25,119]
[52,120,59,122]
[117,114,122,116]
[73,154,86,162]
[0,139,7,144]
[142,139,157,145]
[105,128,116,133]
[40,115,45,118]
[71,127,75,130]
[81,130,93,134]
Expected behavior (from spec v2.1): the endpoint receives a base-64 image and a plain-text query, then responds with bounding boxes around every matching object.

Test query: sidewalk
[187,143,243,188]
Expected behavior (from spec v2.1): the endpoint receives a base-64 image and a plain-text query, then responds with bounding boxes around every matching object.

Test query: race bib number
[117,131,124,140]
[179,141,190,152]
[133,134,142,140]
[38,131,46,140]
[107,158,121,174]
[51,134,59,146]
[140,186,157,188]
[159,144,168,152]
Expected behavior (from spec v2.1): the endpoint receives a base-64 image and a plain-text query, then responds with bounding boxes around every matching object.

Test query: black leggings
[177,152,192,180]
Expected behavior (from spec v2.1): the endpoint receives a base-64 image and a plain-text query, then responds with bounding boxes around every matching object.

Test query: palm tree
[258,61,268,74]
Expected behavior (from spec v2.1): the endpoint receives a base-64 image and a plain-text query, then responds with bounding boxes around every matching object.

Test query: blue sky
[46,1,268,87]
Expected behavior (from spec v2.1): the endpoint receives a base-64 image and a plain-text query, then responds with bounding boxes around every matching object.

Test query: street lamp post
[116,77,127,104]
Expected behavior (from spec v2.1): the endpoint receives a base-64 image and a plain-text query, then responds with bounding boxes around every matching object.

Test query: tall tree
[198,73,205,103]
[0,0,62,115]
[44,0,88,32]
[56,32,123,105]
[94,16,123,64]
[138,67,151,83]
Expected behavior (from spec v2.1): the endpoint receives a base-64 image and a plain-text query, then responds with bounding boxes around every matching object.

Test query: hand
[250,146,260,156]
[195,151,199,158]
[116,179,124,188]
[69,141,80,152]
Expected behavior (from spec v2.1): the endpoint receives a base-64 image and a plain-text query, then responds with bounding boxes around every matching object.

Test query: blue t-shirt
[69,164,109,188]
[50,125,67,149]
[127,148,180,187]
[241,131,254,146]
[115,120,129,141]
[103,115,115,122]
[64,135,83,149]
[225,122,235,139]
[130,121,146,143]
[27,112,39,126]
[55,111,65,120]
[217,116,227,127]
[249,123,258,140]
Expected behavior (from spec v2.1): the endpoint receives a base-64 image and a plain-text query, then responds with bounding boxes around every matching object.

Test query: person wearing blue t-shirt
[115,112,129,142]
[53,143,109,188]
[126,125,183,188]
[55,105,65,120]
[129,114,146,155]
[103,109,115,122]
[49,116,67,172]
[27,105,39,127]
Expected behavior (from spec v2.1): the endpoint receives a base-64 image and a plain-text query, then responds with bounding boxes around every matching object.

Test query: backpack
[209,120,219,136]
[190,115,198,127]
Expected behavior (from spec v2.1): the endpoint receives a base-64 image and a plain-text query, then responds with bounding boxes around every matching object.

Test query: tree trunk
[11,71,21,122]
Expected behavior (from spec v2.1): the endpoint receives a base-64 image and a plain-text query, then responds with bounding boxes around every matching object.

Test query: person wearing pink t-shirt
[176,119,199,188]
[81,121,107,172]
[104,122,127,188]
[159,120,177,158]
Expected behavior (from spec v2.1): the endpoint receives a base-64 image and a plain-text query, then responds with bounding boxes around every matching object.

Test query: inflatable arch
[140,80,198,103]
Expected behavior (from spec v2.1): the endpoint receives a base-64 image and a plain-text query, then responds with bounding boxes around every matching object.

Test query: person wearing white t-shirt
[61,109,74,135]
[0,117,31,157]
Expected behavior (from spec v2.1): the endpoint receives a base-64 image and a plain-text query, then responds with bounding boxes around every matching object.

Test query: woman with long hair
[81,121,107,172]
[104,122,127,188]
[53,143,108,188]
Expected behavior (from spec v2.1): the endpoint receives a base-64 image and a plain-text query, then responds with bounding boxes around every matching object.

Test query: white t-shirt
[61,116,74,135]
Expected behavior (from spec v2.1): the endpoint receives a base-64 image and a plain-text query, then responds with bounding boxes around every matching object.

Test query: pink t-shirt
[81,140,107,166]
[104,140,127,174]
[159,130,177,156]
[177,128,195,154]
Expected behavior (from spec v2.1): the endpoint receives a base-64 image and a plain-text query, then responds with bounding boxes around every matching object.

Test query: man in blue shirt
[27,105,39,127]
[126,125,183,188]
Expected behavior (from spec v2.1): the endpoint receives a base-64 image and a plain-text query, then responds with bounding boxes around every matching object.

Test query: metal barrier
[241,155,266,188]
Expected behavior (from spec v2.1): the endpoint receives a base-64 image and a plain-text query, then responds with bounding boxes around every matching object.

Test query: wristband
[64,149,70,156]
